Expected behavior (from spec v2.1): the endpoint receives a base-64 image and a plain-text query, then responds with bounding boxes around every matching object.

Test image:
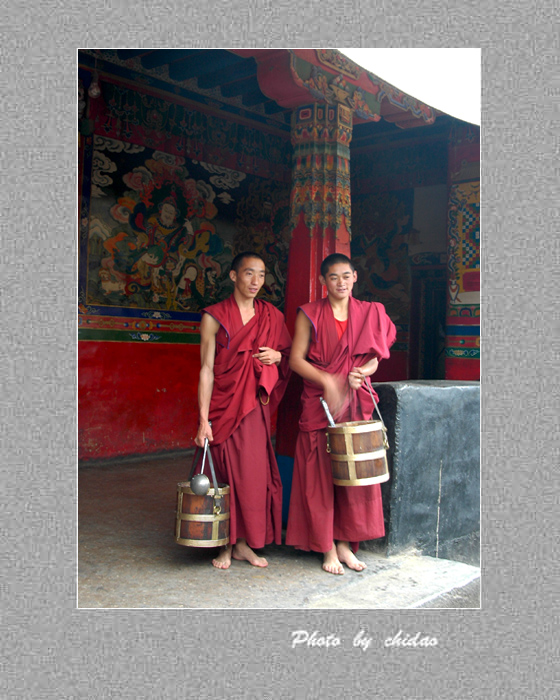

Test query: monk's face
[319,262,357,301]
[230,257,266,300]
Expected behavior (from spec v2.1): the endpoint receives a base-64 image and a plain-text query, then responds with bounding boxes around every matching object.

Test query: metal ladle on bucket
[190,438,212,495]
[320,396,336,427]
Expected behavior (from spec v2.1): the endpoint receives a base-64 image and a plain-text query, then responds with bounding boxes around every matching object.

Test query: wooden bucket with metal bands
[326,419,389,486]
[175,481,230,547]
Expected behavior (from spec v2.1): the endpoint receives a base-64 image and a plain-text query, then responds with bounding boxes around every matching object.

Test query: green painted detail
[78,329,200,344]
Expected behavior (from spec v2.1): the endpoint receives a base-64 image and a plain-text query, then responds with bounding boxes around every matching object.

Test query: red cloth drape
[204,296,292,446]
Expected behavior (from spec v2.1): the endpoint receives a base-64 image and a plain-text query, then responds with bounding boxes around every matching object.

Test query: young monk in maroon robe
[195,252,291,569]
[285,253,396,575]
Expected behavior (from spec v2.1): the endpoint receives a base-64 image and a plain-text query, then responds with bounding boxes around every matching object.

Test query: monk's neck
[328,296,349,321]
[233,292,256,325]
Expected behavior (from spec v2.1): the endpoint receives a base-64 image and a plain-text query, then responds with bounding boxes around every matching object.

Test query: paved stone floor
[78,452,480,609]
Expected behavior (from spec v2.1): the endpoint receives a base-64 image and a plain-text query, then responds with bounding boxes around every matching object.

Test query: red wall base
[79,341,200,462]
[445,357,480,381]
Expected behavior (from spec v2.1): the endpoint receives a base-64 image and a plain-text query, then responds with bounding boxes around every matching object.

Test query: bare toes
[322,561,344,575]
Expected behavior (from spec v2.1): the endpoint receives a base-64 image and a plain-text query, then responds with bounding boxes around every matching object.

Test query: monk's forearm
[290,355,330,389]
[197,366,214,423]
[355,357,379,377]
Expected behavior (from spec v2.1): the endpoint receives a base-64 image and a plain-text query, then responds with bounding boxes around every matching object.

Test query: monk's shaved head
[320,253,355,278]
[231,251,266,273]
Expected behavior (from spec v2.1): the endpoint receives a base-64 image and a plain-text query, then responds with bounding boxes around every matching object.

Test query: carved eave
[230,48,442,129]
[370,74,442,129]
[231,49,382,122]
[231,49,314,109]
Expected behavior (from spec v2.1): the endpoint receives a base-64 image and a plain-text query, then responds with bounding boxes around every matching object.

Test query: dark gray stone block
[372,381,480,565]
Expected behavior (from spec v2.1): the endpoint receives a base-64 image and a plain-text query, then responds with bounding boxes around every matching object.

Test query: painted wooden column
[445,124,481,380]
[276,101,353,455]
[283,101,353,333]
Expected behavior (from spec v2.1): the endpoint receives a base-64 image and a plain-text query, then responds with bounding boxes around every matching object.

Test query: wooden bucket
[326,420,389,486]
[175,481,230,547]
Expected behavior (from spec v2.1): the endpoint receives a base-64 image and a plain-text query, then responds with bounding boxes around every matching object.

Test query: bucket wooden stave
[175,481,230,547]
[326,420,389,486]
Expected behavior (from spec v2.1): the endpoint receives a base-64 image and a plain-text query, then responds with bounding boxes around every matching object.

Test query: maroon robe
[285,296,396,553]
[203,295,291,548]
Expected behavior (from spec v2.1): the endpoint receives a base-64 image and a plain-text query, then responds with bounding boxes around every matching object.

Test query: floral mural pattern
[80,135,291,340]
[351,190,414,325]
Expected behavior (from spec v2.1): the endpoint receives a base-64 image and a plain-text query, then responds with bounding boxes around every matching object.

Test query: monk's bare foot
[322,544,344,575]
[212,545,232,569]
[231,540,268,567]
[336,541,367,571]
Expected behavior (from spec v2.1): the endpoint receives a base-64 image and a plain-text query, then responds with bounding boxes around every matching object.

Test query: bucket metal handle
[188,422,222,501]
[364,379,390,450]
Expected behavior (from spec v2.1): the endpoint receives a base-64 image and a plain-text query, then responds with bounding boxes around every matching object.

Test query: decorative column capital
[290,103,353,237]
[291,102,353,151]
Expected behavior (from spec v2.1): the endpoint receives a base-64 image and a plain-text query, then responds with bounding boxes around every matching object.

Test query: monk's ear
[229,270,237,283]
[319,275,326,286]
[352,270,358,283]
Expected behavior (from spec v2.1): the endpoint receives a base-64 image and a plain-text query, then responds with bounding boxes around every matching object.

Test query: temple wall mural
[351,189,413,323]
[79,135,291,343]
[79,74,292,345]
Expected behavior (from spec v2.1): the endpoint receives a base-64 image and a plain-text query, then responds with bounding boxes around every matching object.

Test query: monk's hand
[348,367,365,391]
[195,420,213,447]
[252,346,282,365]
[322,372,346,417]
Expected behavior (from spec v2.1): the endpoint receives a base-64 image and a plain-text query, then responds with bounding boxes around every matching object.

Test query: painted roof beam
[169,50,244,82]
[220,76,259,98]
[241,89,268,107]
[140,49,198,69]
[197,59,256,90]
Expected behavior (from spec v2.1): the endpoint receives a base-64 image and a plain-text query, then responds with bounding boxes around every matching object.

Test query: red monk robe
[203,295,291,549]
[285,296,396,553]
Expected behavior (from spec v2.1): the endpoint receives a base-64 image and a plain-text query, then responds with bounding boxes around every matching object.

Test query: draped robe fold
[285,296,396,553]
[203,295,291,549]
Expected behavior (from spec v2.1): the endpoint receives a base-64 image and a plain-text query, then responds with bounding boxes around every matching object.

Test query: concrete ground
[78,452,480,609]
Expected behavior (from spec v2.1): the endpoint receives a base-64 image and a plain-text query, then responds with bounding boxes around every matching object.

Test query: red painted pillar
[276,102,353,455]
[444,123,481,381]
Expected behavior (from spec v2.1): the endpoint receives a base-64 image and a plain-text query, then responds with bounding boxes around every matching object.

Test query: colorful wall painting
[79,135,291,343]
[350,189,414,362]
[351,190,413,322]
[447,181,480,315]
[446,180,480,369]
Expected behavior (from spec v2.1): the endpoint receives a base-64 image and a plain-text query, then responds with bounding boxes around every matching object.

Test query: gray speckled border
[2,3,555,696]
